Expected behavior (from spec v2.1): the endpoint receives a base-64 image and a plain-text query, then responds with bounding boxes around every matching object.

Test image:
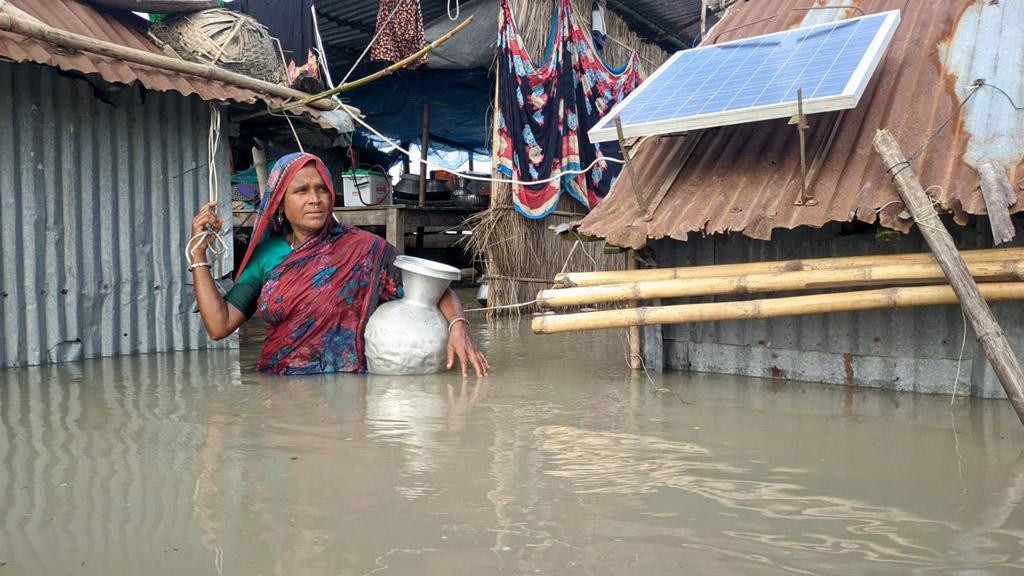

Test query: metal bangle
[448,317,469,332]
[188,262,212,272]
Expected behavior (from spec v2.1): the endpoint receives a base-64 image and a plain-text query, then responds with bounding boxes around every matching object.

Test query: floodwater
[2,318,1023,575]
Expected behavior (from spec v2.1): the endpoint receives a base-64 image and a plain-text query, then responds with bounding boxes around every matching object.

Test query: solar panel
[588,10,901,143]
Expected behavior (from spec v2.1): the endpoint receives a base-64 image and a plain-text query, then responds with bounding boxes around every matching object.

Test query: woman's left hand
[446,322,490,377]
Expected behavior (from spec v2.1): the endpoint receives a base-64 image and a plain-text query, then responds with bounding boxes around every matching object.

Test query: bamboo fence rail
[539,258,1024,308]
[532,282,1024,334]
[553,247,1024,288]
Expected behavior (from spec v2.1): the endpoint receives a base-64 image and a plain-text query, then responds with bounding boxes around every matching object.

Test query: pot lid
[394,255,461,281]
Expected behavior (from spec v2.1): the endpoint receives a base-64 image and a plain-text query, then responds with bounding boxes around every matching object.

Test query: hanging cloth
[370,0,429,68]
[591,0,608,52]
[496,0,642,219]
[235,0,316,68]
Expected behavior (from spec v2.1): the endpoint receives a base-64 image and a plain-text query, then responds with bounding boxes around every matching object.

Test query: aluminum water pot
[364,255,462,375]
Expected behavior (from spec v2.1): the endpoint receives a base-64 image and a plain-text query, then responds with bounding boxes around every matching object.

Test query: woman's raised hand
[190,201,224,254]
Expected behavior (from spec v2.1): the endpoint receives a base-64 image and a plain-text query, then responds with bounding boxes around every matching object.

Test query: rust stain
[842,353,855,382]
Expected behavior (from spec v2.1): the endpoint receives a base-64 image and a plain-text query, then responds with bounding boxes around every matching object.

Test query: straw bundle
[152,8,285,84]
[468,0,670,316]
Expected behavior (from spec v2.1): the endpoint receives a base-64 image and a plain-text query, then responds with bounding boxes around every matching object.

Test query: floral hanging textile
[370,0,428,68]
[496,0,642,219]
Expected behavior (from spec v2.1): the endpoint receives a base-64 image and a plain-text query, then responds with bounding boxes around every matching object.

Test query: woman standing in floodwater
[187,152,489,376]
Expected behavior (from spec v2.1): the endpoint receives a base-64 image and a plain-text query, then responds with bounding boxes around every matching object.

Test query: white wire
[342,104,626,186]
[447,0,460,20]
[187,105,228,267]
[951,308,968,403]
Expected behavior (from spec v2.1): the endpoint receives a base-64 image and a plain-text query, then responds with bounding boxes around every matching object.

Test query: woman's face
[282,164,331,235]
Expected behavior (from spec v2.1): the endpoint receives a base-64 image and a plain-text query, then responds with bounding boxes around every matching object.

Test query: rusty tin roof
[579,0,1024,248]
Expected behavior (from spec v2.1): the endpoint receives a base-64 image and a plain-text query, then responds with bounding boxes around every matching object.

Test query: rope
[951,309,968,404]
[186,104,228,267]
[447,0,460,20]
[463,299,538,313]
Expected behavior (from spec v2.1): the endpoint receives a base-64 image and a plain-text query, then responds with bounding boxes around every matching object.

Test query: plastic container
[340,169,391,207]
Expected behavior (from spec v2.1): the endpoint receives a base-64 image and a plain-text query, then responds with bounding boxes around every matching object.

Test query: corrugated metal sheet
[651,220,1024,399]
[0,61,234,368]
[0,0,323,112]
[603,0,706,50]
[579,0,1024,248]
[315,0,687,71]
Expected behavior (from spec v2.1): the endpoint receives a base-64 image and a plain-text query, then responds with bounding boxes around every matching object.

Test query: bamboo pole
[532,282,1024,334]
[626,249,642,370]
[0,11,345,113]
[873,128,1024,427]
[419,104,430,208]
[554,247,1024,288]
[235,15,475,121]
[251,147,269,196]
[539,259,1024,308]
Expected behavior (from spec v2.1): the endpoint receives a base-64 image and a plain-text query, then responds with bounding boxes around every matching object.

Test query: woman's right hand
[190,201,224,255]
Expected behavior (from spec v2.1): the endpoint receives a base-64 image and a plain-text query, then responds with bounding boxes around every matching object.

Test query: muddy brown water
[2,319,1023,575]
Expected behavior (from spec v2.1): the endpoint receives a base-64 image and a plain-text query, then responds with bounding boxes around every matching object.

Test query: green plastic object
[342,169,388,178]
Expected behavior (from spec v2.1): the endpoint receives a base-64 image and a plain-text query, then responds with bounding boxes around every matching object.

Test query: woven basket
[152,9,286,84]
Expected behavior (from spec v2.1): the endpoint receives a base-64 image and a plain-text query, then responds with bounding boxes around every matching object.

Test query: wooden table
[233,204,482,254]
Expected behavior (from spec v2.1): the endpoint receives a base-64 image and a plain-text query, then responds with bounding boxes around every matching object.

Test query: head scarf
[236,152,335,282]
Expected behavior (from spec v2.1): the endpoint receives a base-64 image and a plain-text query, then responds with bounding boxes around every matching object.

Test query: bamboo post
[626,249,642,370]
[873,129,1024,426]
[554,247,1024,288]
[251,146,269,197]
[615,117,648,216]
[538,259,1024,308]
[532,282,1024,334]
[419,104,430,208]
[416,104,430,251]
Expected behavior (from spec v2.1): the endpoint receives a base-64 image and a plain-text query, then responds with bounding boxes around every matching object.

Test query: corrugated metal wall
[651,219,1024,399]
[0,62,234,368]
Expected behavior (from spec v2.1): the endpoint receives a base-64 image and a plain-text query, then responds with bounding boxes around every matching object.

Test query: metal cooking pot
[451,186,488,209]
[394,173,450,203]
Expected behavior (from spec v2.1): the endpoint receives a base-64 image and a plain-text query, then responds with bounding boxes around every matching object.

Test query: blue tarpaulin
[342,67,492,155]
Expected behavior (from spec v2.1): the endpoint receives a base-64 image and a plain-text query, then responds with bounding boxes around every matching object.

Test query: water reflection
[0,323,1022,575]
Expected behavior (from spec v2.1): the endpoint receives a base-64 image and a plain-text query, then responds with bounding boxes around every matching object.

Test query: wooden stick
[978,160,1016,245]
[419,104,430,208]
[615,117,647,214]
[0,12,345,113]
[532,282,1024,334]
[87,0,219,12]
[874,128,1024,427]
[235,16,475,121]
[251,147,269,197]
[626,249,642,370]
[539,259,1024,308]
[554,247,1024,288]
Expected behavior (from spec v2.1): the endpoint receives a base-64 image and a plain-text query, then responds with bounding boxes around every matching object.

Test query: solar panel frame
[588,10,901,143]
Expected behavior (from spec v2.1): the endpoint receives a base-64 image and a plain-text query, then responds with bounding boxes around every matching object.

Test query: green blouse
[225,236,292,318]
